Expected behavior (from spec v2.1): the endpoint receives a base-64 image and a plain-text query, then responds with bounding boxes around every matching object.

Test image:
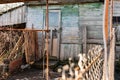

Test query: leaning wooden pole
[110,0,113,38]
[103,0,109,80]
[109,28,115,80]
[46,0,49,80]
[109,0,114,80]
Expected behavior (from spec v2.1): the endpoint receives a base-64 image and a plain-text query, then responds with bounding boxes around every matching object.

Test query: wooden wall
[79,3,103,39]
[0,6,26,26]
[26,3,104,60]
[113,1,120,41]
[1,1,120,60]
[113,1,120,58]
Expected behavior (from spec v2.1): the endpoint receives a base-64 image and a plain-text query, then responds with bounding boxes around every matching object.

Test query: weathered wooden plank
[82,26,87,53]
[34,32,39,60]
[113,13,120,17]
[87,39,103,44]
[113,1,120,7]
[80,11,103,16]
[79,3,103,44]
[113,1,120,16]
[26,6,44,29]
[80,17,103,21]
[87,31,103,39]
[52,39,58,58]
[60,44,80,60]
[87,26,102,31]
[116,46,120,51]
[113,10,120,13]
[108,28,115,80]
[79,3,103,8]
[79,3,103,17]
[116,34,120,40]
[24,31,36,63]
[62,27,79,43]
[0,6,26,26]
[103,0,109,79]
[80,20,103,26]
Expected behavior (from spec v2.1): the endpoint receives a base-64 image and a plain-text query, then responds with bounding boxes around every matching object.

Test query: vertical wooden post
[83,26,87,54]
[45,0,49,80]
[103,0,109,80]
[109,1,114,79]
[50,30,53,56]
[110,0,113,39]
[108,28,115,80]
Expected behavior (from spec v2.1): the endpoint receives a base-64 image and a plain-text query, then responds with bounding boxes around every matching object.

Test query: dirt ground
[0,60,119,80]
[5,67,120,80]
[6,68,61,80]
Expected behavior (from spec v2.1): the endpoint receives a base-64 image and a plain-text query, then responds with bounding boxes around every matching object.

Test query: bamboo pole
[103,0,109,80]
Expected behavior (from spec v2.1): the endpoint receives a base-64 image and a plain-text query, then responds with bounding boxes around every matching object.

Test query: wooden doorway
[48,10,61,58]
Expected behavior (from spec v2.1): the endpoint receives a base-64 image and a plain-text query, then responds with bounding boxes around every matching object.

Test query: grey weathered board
[0,6,26,26]
[79,3,103,40]
[61,5,79,43]
[60,44,81,60]
[113,1,120,41]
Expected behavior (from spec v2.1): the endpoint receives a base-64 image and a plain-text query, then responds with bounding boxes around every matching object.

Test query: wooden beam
[110,0,113,38]
[45,0,49,80]
[108,28,115,80]
[103,0,110,80]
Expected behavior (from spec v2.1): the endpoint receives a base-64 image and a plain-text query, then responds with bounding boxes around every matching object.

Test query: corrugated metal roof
[0,2,24,14]
[0,0,103,14]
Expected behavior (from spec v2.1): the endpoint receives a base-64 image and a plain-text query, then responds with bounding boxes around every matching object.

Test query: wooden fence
[77,46,104,80]
[55,28,116,80]
[56,45,104,80]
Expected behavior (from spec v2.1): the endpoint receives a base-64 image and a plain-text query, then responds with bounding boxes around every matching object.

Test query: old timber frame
[103,0,115,80]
